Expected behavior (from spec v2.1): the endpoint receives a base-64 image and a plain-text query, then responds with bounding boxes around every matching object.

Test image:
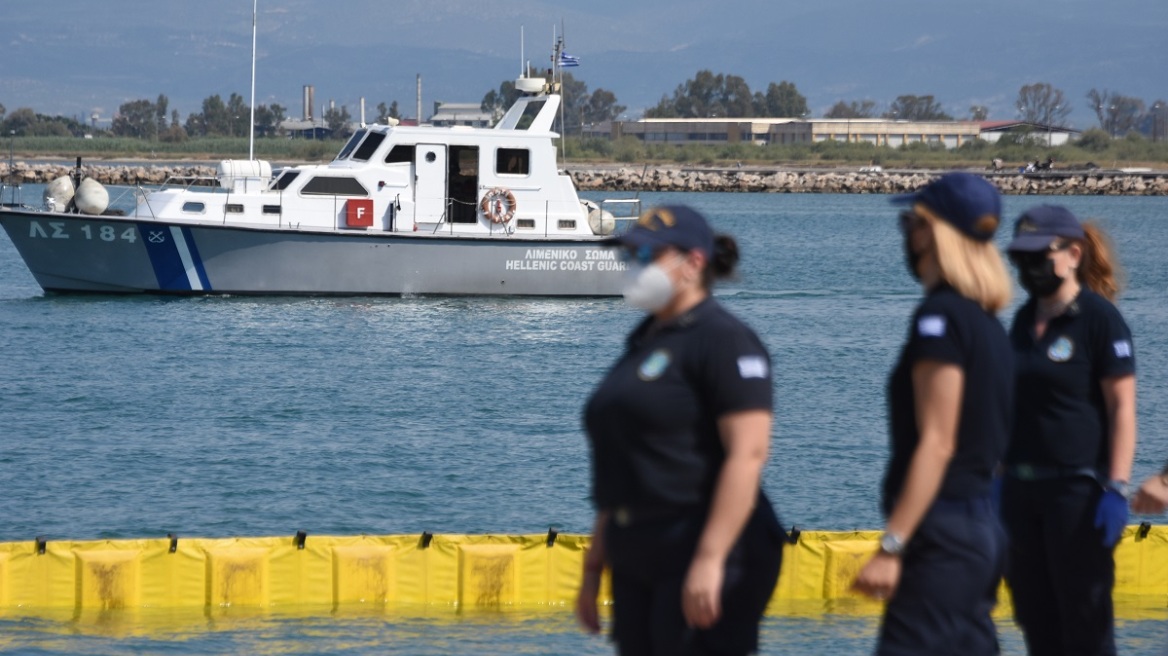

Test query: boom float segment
[0,529,1164,613]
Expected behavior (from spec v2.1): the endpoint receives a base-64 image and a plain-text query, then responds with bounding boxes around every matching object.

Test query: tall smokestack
[416,74,422,125]
[303,85,314,121]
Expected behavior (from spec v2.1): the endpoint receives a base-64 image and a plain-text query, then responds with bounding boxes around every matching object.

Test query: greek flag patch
[917,315,946,337]
[1114,340,1133,358]
[737,355,769,379]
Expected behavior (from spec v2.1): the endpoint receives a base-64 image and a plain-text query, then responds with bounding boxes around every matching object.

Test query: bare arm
[1102,374,1137,485]
[575,510,609,634]
[853,360,962,600]
[682,409,772,629]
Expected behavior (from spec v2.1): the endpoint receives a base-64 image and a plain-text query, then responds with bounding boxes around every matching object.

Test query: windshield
[335,129,367,160]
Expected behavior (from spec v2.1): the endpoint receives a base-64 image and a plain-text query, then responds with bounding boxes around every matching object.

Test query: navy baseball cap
[1007,205,1086,252]
[605,205,714,257]
[891,172,1002,242]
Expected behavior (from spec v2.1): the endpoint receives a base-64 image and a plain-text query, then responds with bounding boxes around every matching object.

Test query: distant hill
[3,0,1164,130]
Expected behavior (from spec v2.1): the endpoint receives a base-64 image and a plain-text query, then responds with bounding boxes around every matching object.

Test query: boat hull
[0,210,629,296]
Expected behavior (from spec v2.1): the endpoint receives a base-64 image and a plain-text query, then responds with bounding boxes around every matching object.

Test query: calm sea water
[2,187,1168,654]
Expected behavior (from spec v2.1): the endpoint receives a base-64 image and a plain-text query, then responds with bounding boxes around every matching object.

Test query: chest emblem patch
[1047,336,1074,362]
[638,349,672,381]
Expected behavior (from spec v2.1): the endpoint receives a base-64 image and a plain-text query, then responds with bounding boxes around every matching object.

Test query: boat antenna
[520,25,524,78]
[248,0,257,160]
[554,23,567,164]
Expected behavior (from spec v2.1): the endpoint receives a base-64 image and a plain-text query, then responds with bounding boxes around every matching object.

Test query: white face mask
[622,255,682,312]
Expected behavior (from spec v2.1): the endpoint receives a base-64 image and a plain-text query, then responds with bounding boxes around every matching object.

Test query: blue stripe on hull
[138,224,211,291]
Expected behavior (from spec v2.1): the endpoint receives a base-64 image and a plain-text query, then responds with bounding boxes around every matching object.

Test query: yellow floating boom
[0,527,1165,614]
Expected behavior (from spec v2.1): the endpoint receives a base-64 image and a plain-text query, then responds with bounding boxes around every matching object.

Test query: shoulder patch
[737,355,769,379]
[1113,340,1133,359]
[917,315,946,337]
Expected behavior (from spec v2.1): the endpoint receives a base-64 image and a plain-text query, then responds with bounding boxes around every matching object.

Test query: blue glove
[1094,488,1129,547]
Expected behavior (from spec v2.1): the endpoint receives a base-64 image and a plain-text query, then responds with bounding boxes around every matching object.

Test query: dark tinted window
[271,170,301,190]
[496,149,530,175]
[301,177,368,196]
[516,100,545,130]
[385,145,416,164]
[335,130,366,160]
[225,204,244,213]
[352,132,387,161]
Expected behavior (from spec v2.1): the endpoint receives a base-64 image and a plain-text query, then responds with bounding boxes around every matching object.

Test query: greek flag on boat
[558,52,580,67]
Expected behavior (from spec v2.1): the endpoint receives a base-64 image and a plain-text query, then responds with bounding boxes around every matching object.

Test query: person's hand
[682,554,725,629]
[852,552,902,602]
[575,564,603,634]
[1094,488,1129,547]
[1132,474,1168,515]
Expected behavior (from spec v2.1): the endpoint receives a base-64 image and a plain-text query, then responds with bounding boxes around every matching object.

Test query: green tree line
[0,74,1165,151]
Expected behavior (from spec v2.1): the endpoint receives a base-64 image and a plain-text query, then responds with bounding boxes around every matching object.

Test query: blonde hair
[1077,221,1124,301]
[922,210,1012,314]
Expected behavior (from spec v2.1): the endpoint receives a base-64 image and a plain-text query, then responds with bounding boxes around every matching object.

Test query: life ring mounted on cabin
[480,187,517,224]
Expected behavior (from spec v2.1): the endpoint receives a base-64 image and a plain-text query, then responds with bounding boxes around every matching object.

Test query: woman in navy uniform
[576,205,784,656]
[853,173,1014,655]
[1001,205,1136,656]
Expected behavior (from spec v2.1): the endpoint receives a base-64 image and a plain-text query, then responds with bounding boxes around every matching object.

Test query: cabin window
[182,202,205,213]
[262,205,281,214]
[516,100,545,130]
[225,203,244,214]
[352,132,387,161]
[385,145,415,163]
[516,219,535,230]
[300,177,369,196]
[558,220,577,230]
[270,170,301,190]
[335,130,367,160]
[496,148,530,175]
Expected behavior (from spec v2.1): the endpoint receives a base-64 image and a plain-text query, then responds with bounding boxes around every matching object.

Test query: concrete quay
[2,162,1166,195]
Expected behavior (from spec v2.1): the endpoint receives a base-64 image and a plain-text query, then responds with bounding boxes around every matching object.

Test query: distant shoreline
[3,162,1166,196]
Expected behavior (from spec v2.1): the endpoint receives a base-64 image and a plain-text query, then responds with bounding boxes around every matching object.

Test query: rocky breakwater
[569,167,1168,196]
[1,162,217,186]
[2,162,1166,196]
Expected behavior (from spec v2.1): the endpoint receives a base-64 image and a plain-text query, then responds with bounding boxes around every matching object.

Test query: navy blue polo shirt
[883,286,1014,514]
[583,298,773,511]
[1006,289,1135,470]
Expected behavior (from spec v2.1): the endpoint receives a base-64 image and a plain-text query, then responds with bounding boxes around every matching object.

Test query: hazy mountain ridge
[2,0,1163,129]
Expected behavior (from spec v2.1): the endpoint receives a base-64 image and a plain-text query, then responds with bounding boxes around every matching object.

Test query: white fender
[75,178,110,215]
[583,199,615,236]
[44,175,75,212]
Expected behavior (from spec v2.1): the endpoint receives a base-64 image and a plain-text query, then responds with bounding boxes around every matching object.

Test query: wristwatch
[879,531,906,557]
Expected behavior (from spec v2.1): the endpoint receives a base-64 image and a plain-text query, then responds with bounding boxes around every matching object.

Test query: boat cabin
[133,86,609,240]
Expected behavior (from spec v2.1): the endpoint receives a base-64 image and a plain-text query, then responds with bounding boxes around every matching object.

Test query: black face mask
[1015,253,1063,297]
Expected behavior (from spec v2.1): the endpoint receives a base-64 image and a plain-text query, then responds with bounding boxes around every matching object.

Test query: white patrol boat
[0,78,637,296]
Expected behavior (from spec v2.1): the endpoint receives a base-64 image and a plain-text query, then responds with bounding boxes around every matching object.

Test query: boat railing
[601,198,642,234]
[157,175,221,192]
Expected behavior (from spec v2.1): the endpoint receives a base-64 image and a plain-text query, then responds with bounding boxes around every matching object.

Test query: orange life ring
[480,187,517,224]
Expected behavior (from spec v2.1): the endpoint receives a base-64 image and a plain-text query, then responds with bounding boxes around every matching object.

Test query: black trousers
[604,500,784,656]
[876,498,1005,656]
[1001,477,1116,656]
